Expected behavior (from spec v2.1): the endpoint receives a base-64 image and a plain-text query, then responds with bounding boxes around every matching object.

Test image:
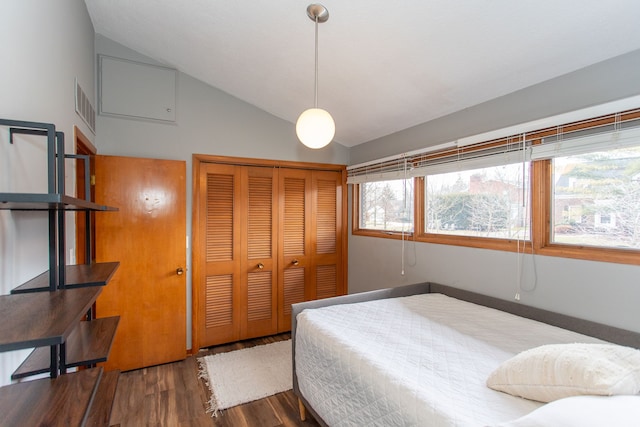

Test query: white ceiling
[84,0,640,148]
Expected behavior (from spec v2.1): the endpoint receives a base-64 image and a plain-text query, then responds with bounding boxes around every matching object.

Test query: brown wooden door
[198,163,241,346]
[311,170,344,300]
[277,169,345,332]
[94,155,186,371]
[193,157,346,349]
[243,166,278,339]
[277,168,312,332]
[197,164,278,347]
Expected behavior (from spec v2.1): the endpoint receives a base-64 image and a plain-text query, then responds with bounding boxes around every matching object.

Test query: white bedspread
[295,293,604,426]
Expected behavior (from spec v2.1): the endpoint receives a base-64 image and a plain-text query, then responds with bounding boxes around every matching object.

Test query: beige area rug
[198,340,292,416]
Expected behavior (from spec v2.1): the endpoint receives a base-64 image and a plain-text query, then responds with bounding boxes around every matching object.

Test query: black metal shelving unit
[0,118,121,426]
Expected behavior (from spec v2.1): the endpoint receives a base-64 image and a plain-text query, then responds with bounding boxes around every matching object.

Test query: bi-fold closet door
[197,162,344,348]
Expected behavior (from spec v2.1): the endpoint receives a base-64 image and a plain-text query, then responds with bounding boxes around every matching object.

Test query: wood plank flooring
[108,333,321,427]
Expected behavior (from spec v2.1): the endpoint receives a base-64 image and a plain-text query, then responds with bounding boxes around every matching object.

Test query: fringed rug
[198,340,292,416]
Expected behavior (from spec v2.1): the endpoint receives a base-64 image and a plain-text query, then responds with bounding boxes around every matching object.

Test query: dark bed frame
[290,282,640,426]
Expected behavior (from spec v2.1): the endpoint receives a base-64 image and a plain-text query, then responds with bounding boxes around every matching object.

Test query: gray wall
[351,49,640,164]
[348,49,640,333]
[95,35,349,165]
[0,0,96,386]
[94,35,350,349]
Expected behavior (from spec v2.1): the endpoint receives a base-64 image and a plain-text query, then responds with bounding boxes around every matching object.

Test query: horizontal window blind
[346,157,412,184]
[531,117,640,160]
[347,106,640,184]
[348,136,530,183]
[409,137,530,177]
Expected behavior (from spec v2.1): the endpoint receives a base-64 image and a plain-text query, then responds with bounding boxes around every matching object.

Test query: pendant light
[296,4,335,149]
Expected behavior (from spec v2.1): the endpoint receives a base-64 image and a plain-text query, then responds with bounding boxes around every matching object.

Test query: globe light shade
[296,108,335,149]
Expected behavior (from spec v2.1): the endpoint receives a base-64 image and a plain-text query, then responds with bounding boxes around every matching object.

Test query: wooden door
[277,169,345,332]
[277,169,312,332]
[243,166,278,339]
[311,170,344,301]
[94,155,186,371]
[197,164,278,347]
[193,156,347,349]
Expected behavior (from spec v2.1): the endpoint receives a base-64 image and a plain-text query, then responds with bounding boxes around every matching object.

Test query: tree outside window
[359,180,413,232]
[552,146,640,249]
[425,163,530,240]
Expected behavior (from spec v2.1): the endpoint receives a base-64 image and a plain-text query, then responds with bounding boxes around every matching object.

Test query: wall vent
[75,78,96,134]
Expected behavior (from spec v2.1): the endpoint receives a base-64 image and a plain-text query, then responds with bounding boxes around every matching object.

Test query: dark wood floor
[108,333,321,427]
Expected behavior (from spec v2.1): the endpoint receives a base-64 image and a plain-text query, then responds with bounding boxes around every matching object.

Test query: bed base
[291,281,640,425]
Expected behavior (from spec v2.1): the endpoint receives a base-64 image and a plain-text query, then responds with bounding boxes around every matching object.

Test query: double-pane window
[551,145,640,249]
[425,163,530,240]
[358,179,414,233]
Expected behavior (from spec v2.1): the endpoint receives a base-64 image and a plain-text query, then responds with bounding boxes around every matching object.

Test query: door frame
[74,126,97,264]
[191,154,348,352]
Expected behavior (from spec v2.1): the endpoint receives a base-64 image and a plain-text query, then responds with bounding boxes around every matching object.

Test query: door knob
[176,267,184,276]
[257,262,265,269]
[292,259,299,266]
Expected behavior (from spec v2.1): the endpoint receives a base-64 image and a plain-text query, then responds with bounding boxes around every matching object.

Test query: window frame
[352,180,416,240]
[532,157,640,265]
[351,109,640,266]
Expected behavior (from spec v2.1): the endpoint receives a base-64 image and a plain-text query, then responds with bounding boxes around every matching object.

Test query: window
[356,179,414,233]
[425,162,530,240]
[551,145,640,249]
[349,107,640,265]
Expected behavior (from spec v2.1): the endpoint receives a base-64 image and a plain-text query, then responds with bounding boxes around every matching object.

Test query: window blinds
[347,136,531,184]
[347,103,640,184]
[530,119,640,160]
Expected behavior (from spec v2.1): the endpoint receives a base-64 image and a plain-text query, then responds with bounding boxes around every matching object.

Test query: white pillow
[486,343,640,402]
[493,395,640,427]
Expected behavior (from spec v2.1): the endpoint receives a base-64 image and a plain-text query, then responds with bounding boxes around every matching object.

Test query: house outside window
[424,163,530,240]
[551,146,640,249]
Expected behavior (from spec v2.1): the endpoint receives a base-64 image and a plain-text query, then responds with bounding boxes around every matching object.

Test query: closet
[193,156,347,349]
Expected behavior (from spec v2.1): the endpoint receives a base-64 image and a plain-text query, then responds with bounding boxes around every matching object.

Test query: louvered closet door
[195,158,346,348]
[198,164,278,347]
[311,170,344,302]
[277,169,312,332]
[276,168,345,332]
[198,163,242,346]
[242,166,278,339]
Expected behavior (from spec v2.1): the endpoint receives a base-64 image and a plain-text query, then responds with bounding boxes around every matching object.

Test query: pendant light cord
[314,15,319,108]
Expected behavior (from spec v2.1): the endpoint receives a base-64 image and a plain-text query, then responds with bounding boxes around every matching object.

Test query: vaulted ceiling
[84,0,640,147]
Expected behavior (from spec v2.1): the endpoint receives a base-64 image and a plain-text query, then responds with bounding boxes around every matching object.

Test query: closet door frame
[191,154,347,352]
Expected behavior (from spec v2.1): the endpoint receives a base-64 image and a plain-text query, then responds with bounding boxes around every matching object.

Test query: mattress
[295,293,604,427]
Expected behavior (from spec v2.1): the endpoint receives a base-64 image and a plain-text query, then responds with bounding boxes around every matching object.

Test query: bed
[291,282,640,426]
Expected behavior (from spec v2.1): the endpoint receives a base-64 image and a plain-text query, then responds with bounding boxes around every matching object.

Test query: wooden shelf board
[0,367,102,427]
[11,348,51,379]
[12,317,120,380]
[11,262,120,294]
[0,287,102,352]
[85,370,120,427]
[0,193,117,211]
